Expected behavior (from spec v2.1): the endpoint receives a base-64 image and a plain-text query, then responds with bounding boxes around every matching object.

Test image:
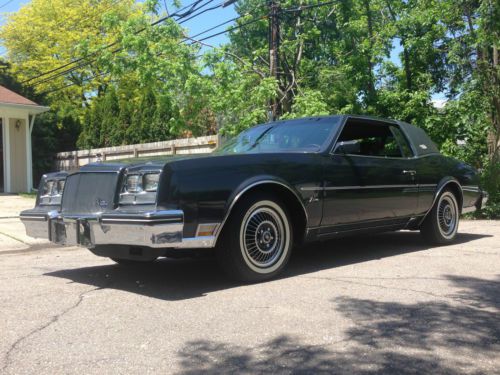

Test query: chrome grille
[61,172,120,214]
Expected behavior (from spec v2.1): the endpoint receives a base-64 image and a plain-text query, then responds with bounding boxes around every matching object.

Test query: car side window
[334,120,410,158]
[390,126,413,157]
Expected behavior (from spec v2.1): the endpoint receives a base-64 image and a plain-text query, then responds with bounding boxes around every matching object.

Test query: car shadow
[45,231,491,301]
[175,274,500,374]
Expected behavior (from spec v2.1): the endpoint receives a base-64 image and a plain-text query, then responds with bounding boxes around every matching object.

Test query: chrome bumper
[20,209,216,249]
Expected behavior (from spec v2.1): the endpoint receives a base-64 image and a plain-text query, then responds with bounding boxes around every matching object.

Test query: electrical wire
[0,0,15,10]
[38,13,266,95]
[281,0,339,13]
[21,0,209,85]
[34,0,339,94]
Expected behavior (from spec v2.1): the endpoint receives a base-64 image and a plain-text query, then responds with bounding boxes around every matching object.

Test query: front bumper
[20,209,216,249]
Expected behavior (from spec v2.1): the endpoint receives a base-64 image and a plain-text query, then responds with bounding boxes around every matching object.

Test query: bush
[471,161,500,219]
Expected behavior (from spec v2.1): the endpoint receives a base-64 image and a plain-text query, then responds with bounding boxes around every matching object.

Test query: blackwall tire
[216,192,293,282]
[420,190,459,244]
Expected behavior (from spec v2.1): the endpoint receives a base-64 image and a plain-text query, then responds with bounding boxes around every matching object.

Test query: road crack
[1,285,106,372]
[0,230,28,245]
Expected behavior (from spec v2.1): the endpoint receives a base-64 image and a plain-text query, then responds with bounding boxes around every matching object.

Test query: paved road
[0,195,49,253]
[1,220,499,374]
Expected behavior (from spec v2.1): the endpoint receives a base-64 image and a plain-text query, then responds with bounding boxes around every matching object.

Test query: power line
[38,13,266,96]
[186,15,240,40]
[21,0,208,85]
[281,0,339,13]
[177,0,219,24]
[34,0,340,94]
[0,0,15,10]
[28,0,215,88]
[193,15,265,44]
[29,0,234,89]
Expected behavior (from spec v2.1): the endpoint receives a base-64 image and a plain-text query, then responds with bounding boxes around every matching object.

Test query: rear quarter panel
[415,154,480,214]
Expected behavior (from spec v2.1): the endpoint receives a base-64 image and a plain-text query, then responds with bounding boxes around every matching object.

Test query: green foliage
[281,89,329,119]
[481,162,500,215]
[1,0,498,220]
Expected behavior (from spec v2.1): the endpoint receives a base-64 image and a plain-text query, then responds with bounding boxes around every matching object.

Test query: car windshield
[216,117,341,154]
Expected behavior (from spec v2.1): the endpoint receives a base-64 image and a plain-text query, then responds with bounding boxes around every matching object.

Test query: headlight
[43,180,55,196]
[57,180,65,194]
[143,173,159,192]
[120,171,160,205]
[125,175,141,193]
[39,177,65,205]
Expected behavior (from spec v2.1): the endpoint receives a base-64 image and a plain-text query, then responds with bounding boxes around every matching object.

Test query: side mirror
[334,140,360,155]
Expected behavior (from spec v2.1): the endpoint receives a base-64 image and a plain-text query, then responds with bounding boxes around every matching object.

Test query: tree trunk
[385,1,412,91]
[363,0,376,103]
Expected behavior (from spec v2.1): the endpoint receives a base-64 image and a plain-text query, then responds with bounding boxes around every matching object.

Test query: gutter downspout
[29,114,36,133]
[27,114,36,192]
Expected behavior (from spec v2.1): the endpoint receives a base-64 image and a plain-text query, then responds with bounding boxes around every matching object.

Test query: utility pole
[269,0,280,121]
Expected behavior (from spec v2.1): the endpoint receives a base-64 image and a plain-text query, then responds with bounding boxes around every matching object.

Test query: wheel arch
[420,177,463,225]
[214,178,308,246]
[436,177,463,212]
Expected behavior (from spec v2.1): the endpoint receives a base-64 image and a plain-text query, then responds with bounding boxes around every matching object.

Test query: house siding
[8,118,27,192]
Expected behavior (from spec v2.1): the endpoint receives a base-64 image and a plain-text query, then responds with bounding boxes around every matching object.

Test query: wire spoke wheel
[437,193,458,239]
[239,201,290,274]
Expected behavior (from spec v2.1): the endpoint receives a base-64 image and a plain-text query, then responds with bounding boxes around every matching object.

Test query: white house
[0,85,49,193]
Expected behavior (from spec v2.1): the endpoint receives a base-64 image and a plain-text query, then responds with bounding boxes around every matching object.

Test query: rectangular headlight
[43,180,55,196]
[126,175,141,193]
[143,173,159,192]
[57,180,65,194]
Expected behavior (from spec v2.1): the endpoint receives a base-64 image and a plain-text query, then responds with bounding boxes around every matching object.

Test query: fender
[213,176,308,242]
[419,176,463,225]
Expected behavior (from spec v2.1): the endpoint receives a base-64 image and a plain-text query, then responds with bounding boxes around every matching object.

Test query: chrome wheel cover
[437,193,458,239]
[239,201,290,274]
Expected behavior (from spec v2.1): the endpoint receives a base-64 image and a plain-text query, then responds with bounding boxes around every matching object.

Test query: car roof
[266,114,398,126]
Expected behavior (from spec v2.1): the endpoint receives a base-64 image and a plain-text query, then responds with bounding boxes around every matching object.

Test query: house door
[0,119,3,192]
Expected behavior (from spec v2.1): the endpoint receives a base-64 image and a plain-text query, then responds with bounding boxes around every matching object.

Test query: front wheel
[216,193,293,282]
[420,190,459,244]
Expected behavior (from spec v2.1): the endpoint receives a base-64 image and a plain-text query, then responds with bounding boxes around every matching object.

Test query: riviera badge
[96,198,108,209]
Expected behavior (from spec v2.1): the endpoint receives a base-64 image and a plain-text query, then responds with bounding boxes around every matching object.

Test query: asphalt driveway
[0,195,499,374]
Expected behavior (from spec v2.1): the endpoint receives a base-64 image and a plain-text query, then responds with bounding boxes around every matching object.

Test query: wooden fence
[55,135,219,171]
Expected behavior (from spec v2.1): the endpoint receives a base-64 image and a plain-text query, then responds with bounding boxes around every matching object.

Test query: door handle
[402,170,417,175]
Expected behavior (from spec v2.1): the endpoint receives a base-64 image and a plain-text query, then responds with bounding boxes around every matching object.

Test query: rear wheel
[216,193,293,282]
[420,190,459,244]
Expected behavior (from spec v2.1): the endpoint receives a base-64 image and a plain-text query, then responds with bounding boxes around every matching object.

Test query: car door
[320,117,418,232]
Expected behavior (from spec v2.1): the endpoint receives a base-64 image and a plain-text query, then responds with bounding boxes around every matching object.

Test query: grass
[18,192,37,199]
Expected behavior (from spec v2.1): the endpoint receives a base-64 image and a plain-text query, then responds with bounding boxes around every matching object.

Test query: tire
[420,190,460,244]
[216,192,293,282]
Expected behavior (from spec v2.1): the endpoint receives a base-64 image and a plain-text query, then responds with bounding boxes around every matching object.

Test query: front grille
[61,172,120,214]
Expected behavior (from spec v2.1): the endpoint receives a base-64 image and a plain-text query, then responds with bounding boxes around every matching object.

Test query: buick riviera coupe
[21,115,488,281]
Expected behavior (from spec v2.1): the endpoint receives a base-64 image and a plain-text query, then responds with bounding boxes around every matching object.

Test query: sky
[0,0,444,103]
[0,0,238,56]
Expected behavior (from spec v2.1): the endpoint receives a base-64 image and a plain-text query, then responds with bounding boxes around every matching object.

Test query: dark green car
[21,115,488,282]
